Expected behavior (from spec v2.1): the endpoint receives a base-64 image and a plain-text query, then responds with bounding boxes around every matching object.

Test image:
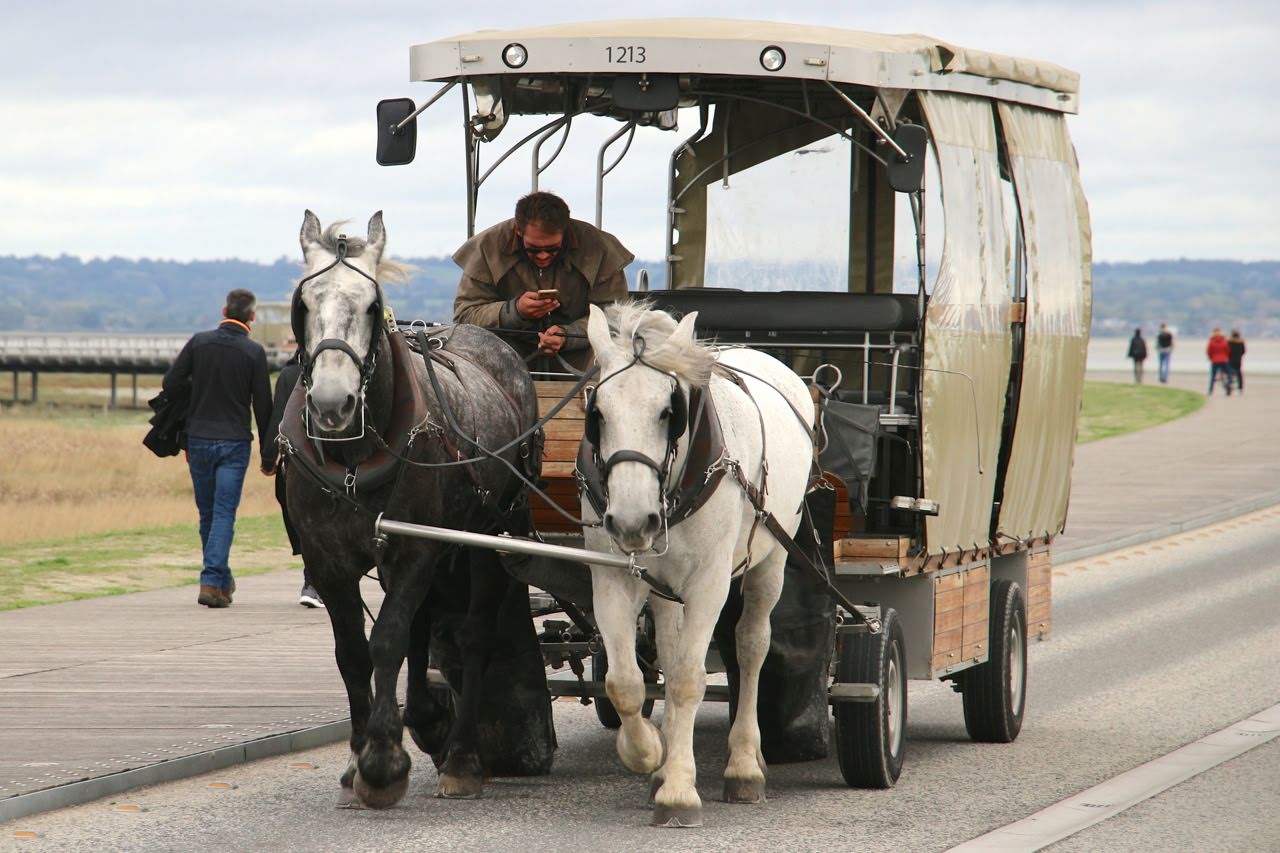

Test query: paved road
[2,372,1278,834]
[6,504,1279,851]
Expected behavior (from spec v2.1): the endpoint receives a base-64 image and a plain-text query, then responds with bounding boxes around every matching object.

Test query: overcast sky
[3,1,1277,264]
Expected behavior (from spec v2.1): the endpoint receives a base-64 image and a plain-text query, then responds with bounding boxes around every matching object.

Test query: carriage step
[828,683,881,703]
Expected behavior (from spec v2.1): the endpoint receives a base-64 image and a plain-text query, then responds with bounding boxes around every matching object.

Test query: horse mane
[602,301,718,387]
[303,221,416,285]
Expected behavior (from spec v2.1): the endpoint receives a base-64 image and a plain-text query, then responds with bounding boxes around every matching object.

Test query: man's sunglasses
[521,239,562,258]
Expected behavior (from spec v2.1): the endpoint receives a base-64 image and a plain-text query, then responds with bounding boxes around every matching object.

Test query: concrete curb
[0,721,350,824]
[1054,491,1280,565]
[4,493,1279,824]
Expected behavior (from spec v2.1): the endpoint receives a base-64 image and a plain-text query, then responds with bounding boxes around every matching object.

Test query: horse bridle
[582,335,690,511]
[291,236,385,423]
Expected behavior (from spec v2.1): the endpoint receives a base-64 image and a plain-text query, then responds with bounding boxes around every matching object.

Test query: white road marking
[948,702,1280,851]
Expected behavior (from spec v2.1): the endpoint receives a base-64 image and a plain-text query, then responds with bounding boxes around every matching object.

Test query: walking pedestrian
[263,351,324,608]
[1206,328,1232,396]
[1127,328,1148,383]
[1228,329,1247,394]
[1156,322,1174,383]
[162,289,273,608]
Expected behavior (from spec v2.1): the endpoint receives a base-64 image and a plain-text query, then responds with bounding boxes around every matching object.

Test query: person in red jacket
[1206,328,1232,395]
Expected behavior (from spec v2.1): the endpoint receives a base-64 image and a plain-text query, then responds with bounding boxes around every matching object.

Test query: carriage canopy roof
[410,18,1080,113]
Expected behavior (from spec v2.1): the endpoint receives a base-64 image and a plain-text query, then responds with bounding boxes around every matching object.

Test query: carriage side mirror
[376,98,418,166]
[885,123,929,193]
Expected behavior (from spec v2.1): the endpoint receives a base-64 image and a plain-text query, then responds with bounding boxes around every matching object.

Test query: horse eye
[659,407,672,421]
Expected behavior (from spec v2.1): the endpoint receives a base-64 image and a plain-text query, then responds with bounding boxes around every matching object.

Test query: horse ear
[300,210,323,256]
[367,211,386,258]
[673,310,699,344]
[586,304,615,364]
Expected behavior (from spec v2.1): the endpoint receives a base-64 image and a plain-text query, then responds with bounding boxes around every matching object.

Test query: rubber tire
[833,607,907,788]
[959,579,1027,743]
[591,651,655,729]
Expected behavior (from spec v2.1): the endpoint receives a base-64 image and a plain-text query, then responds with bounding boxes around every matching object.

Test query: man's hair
[514,191,571,232]
[225,288,257,322]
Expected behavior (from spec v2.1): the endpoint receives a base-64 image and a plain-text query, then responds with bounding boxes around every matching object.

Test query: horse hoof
[619,721,666,775]
[651,803,703,828]
[353,770,409,809]
[335,786,364,809]
[723,777,767,804]
[433,773,484,799]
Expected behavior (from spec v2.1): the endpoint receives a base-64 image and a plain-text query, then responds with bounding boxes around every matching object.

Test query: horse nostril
[603,513,618,535]
[340,394,356,418]
[643,513,661,536]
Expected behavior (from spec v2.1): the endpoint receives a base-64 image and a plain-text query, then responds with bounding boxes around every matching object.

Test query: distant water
[1087,337,1280,376]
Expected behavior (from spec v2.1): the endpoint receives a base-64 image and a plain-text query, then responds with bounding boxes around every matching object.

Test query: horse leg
[649,567,730,828]
[402,599,453,768]
[723,548,786,804]
[315,574,373,806]
[353,559,436,809]
[433,547,506,798]
[592,570,663,776]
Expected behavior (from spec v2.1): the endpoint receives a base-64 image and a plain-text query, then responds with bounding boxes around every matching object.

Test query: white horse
[581,302,816,827]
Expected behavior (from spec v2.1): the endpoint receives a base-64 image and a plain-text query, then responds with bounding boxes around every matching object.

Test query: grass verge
[1077,380,1204,443]
[0,514,297,611]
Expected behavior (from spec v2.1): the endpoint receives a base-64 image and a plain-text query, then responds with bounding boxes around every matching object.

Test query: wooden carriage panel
[531,381,587,532]
[961,564,990,662]
[1026,548,1053,638]
[931,570,964,672]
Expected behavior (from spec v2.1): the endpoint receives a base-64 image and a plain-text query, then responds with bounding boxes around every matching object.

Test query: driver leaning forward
[452,191,634,371]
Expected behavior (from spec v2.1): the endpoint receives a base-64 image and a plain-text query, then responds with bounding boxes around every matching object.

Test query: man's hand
[538,325,565,355]
[516,290,560,320]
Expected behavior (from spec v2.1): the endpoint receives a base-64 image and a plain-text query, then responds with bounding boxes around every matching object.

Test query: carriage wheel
[591,650,656,729]
[958,579,1027,743]
[833,607,907,788]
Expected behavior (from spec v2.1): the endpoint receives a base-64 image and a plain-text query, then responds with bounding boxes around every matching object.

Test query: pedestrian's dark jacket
[1228,337,1246,365]
[142,383,191,457]
[1127,334,1147,361]
[1157,330,1174,350]
[163,319,273,468]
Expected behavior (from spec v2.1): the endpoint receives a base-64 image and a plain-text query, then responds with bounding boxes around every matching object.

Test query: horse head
[295,210,389,435]
[585,303,710,553]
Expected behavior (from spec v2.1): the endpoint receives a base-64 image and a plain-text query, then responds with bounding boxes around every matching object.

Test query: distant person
[1228,329,1247,394]
[1127,328,1148,383]
[1206,328,1233,396]
[1156,323,1174,383]
[452,190,633,371]
[163,289,273,608]
[264,351,324,608]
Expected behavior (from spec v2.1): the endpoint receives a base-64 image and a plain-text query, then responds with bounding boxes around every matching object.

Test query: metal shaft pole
[375,516,638,571]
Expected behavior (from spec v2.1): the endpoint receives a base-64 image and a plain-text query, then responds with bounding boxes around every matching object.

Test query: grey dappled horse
[281,211,552,808]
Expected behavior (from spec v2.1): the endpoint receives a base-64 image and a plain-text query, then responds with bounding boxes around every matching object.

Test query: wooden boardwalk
[0,572,383,804]
[2,373,1278,814]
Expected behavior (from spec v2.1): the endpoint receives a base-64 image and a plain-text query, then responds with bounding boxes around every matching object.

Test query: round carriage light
[502,43,528,69]
[759,46,786,72]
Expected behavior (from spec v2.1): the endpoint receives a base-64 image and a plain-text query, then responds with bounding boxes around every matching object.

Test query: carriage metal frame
[373,18,1090,787]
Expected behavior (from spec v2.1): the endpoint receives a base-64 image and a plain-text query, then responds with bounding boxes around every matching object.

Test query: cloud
[2,0,1277,261]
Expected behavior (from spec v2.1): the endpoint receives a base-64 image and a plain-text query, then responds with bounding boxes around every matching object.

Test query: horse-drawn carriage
[283,18,1090,825]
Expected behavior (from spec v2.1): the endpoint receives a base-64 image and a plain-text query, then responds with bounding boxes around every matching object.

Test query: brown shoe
[224,579,236,604]
[198,585,229,608]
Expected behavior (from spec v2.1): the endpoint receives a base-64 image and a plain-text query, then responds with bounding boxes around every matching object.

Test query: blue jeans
[1158,350,1171,383]
[1208,363,1232,394]
[186,438,251,591]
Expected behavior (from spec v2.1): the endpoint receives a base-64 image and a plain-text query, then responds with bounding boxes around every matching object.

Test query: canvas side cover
[994,103,1092,543]
[917,92,1013,556]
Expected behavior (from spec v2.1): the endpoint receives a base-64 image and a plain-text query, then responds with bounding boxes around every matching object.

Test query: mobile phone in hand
[536,289,558,299]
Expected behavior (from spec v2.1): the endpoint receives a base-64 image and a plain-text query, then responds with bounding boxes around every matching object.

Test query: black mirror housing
[376,98,418,166]
[886,123,928,193]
